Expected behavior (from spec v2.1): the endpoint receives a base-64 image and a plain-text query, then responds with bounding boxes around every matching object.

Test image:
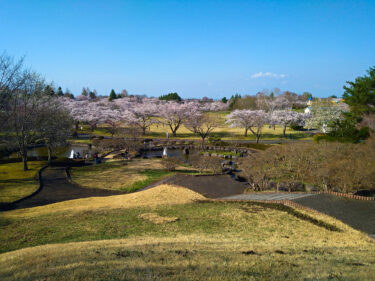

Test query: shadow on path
[164,174,248,198]
[1,167,121,211]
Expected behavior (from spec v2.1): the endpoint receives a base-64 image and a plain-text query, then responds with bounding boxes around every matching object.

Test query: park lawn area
[70,158,198,193]
[0,184,374,280]
[0,161,46,203]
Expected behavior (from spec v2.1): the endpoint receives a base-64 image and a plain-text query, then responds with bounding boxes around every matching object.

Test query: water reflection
[9,145,91,159]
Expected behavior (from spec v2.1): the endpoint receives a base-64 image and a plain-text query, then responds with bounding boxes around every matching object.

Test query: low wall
[317,190,375,201]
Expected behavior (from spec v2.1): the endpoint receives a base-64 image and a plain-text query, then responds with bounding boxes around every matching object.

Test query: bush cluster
[240,138,375,193]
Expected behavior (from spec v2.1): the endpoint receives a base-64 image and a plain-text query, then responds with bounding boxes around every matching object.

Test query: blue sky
[1,0,375,98]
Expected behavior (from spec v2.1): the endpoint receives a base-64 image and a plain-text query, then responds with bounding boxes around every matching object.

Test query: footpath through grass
[0,195,374,280]
[0,161,46,203]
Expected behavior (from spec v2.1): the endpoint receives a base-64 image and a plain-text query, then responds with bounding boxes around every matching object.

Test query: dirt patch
[138,213,179,224]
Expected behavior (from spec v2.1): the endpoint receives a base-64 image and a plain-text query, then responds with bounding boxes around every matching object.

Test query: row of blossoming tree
[60,91,352,144]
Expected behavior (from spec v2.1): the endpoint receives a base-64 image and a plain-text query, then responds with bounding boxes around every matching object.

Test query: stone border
[317,191,375,201]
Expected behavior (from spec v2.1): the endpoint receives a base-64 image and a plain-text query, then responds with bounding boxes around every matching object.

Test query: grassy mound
[1,181,374,280]
[1,195,375,280]
[0,203,374,280]
[2,184,205,219]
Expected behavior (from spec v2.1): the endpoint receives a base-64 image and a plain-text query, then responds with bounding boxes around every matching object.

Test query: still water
[9,145,91,159]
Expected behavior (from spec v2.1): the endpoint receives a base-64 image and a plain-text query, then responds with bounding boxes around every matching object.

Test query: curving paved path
[294,194,375,236]
[1,167,120,211]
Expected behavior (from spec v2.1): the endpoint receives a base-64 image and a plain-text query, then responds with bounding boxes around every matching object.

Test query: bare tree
[37,101,73,165]
[5,71,45,170]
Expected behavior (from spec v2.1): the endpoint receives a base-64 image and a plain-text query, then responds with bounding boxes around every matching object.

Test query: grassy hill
[0,184,374,280]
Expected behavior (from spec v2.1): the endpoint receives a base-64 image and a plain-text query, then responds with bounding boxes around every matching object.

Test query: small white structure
[69,149,75,159]
[162,147,168,157]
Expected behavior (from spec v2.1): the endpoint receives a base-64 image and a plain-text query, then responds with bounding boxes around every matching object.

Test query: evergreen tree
[109,89,117,101]
[44,85,55,96]
[89,89,97,100]
[56,86,64,96]
[343,66,375,114]
[159,92,182,101]
[81,87,88,96]
[221,97,228,103]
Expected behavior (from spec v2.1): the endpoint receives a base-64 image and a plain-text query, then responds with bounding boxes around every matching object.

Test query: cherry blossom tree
[226,109,270,143]
[305,103,348,132]
[158,102,199,136]
[185,113,219,147]
[271,110,307,136]
[128,102,159,135]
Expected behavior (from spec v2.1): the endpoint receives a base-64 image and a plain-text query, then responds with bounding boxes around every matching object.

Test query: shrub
[161,157,180,171]
[290,124,305,131]
[190,155,222,173]
[240,140,375,193]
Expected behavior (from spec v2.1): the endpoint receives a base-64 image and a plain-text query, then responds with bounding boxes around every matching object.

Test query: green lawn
[0,161,46,203]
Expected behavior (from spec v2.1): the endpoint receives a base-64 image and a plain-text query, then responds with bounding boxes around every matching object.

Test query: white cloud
[251,72,287,79]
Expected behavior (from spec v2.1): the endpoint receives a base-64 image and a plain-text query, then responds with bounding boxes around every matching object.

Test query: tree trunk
[22,146,28,171]
[201,137,206,149]
[256,135,260,143]
[244,128,248,137]
[142,127,146,135]
[47,146,52,166]
[283,125,287,137]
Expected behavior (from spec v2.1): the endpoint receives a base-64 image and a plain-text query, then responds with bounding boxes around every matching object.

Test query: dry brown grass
[138,212,179,224]
[71,158,197,192]
[2,184,206,219]
[71,159,165,191]
[0,231,374,281]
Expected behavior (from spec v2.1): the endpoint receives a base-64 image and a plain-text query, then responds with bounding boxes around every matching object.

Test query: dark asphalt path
[1,167,120,211]
[294,194,375,236]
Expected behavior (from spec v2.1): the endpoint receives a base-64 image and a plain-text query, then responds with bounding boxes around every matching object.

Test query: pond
[8,144,92,159]
[141,148,199,163]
